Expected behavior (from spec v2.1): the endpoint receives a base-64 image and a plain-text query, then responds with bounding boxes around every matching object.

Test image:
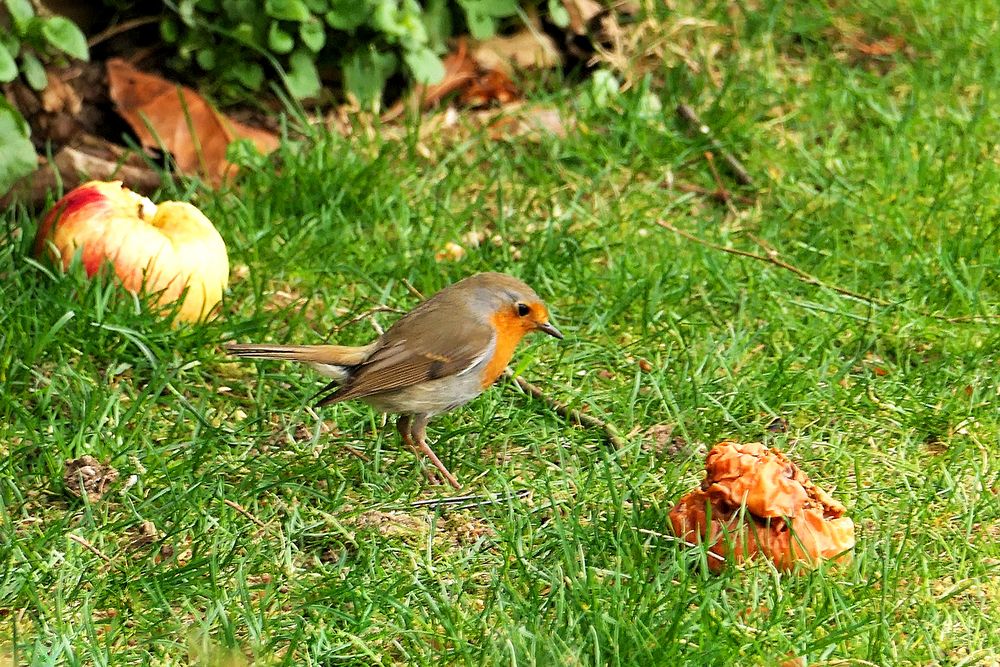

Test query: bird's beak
[537,321,563,339]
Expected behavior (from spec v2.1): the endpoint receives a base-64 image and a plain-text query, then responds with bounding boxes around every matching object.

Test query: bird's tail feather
[225,343,374,366]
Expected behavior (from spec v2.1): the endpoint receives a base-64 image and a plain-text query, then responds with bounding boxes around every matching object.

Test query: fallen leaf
[766,416,788,433]
[473,29,561,73]
[106,58,279,185]
[486,104,572,141]
[419,39,478,108]
[383,39,520,119]
[853,35,906,56]
[460,68,519,108]
[40,69,82,115]
[642,424,691,457]
[63,455,119,501]
[562,0,602,34]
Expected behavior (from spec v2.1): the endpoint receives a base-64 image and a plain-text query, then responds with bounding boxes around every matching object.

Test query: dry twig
[676,104,754,187]
[223,499,268,529]
[68,533,112,562]
[635,527,727,563]
[656,220,1000,323]
[505,370,625,449]
[333,305,406,333]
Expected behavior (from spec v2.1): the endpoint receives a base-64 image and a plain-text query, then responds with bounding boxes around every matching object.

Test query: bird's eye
[516,303,531,317]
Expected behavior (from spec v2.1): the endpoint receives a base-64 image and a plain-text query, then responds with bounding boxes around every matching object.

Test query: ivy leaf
[265,0,311,21]
[0,42,17,83]
[465,10,495,40]
[41,16,89,61]
[547,0,570,28]
[20,51,47,91]
[285,49,321,98]
[342,47,396,108]
[422,0,452,53]
[403,46,444,84]
[268,22,295,53]
[325,0,369,31]
[3,0,35,30]
[229,62,264,90]
[0,97,37,197]
[299,18,325,52]
[196,47,217,70]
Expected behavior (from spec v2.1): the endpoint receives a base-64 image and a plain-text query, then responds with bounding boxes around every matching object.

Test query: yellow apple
[33,181,229,322]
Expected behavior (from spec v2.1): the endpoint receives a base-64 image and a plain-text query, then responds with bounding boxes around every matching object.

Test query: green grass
[2,1,999,664]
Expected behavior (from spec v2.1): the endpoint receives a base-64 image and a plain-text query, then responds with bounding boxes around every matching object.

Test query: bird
[226,272,563,489]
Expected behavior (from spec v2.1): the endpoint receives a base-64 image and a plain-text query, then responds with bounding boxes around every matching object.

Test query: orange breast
[480,310,531,388]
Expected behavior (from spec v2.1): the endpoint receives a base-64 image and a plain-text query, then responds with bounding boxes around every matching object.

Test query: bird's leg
[409,413,461,490]
[396,414,443,485]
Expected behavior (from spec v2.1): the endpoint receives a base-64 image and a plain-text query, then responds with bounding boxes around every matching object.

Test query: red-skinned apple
[33,181,229,322]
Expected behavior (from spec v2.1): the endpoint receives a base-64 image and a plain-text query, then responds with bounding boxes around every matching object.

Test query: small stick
[223,499,268,529]
[658,219,889,306]
[676,104,754,187]
[635,527,727,563]
[704,151,740,217]
[505,370,625,449]
[411,489,530,509]
[656,220,1000,324]
[333,305,405,332]
[68,533,112,563]
[402,278,426,300]
[87,16,161,47]
[671,181,756,206]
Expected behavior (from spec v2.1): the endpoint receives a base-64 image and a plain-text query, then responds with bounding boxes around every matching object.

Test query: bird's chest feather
[480,311,529,388]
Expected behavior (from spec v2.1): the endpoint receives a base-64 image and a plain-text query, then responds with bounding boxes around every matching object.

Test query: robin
[227,272,562,489]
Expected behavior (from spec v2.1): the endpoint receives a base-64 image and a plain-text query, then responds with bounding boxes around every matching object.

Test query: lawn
[2,1,999,664]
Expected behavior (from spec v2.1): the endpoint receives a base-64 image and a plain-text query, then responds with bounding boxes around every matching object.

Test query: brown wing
[316,302,495,406]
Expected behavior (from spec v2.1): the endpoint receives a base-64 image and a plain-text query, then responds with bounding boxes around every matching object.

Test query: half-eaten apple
[33,181,229,322]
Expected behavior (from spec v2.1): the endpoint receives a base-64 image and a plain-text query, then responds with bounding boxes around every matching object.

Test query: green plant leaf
[0,42,17,83]
[268,22,295,53]
[303,0,328,12]
[465,10,495,40]
[196,47,217,69]
[0,32,20,56]
[403,46,444,84]
[20,51,47,90]
[160,17,179,43]
[229,61,264,89]
[324,0,370,30]
[299,18,325,51]
[265,0,310,21]
[547,0,570,28]
[178,0,196,25]
[422,0,452,53]
[388,0,427,44]
[233,22,258,46]
[285,49,321,98]
[222,0,256,16]
[0,97,36,197]
[461,0,518,18]
[342,47,396,108]
[3,0,35,30]
[41,16,89,61]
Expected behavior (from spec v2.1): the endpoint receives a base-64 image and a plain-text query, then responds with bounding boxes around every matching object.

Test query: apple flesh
[33,181,229,322]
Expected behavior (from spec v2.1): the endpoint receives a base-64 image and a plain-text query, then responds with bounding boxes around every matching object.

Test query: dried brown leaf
[106,58,279,185]
[562,0,602,34]
[473,29,561,73]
